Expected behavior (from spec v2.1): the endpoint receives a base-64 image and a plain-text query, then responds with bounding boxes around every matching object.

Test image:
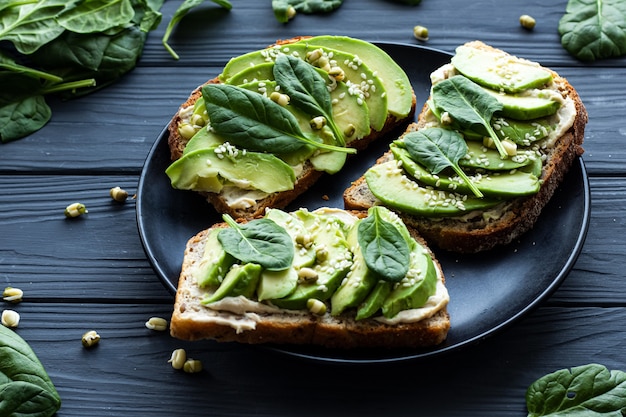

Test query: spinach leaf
[403,127,484,198]
[162,0,232,59]
[273,54,346,146]
[218,214,294,271]
[56,0,135,34]
[432,75,507,158]
[526,363,626,416]
[558,0,626,61]
[272,0,343,22]
[0,0,68,54]
[0,325,61,417]
[202,83,354,154]
[357,206,410,282]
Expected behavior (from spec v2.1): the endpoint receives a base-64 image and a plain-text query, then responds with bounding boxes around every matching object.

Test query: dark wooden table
[2,0,624,415]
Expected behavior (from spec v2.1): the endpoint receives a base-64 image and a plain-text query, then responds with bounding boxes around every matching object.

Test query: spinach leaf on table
[0,325,61,417]
[431,75,507,158]
[162,0,232,60]
[272,0,343,23]
[403,127,484,198]
[526,363,626,416]
[559,0,626,62]
[56,0,136,33]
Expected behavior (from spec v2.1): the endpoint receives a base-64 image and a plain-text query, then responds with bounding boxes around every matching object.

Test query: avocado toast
[165,36,416,220]
[344,41,588,253]
[170,206,450,349]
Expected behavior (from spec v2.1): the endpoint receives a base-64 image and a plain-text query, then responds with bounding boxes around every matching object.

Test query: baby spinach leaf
[57,0,135,34]
[202,83,354,154]
[0,0,68,54]
[162,0,232,59]
[218,214,294,271]
[558,0,626,61]
[357,206,410,282]
[403,128,484,198]
[526,363,626,417]
[272,0,343,22]
[432,75,507,158]
[273,54,346,146]
[0,325,61,417]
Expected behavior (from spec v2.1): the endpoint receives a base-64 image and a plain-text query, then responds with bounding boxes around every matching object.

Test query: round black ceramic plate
[136,42,590,364]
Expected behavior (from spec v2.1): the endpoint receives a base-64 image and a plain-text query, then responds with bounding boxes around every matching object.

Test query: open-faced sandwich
[344,41,588,253]
[164,36,416,220]
[169,206,450,349]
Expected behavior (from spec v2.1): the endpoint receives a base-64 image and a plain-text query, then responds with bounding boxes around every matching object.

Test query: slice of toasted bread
[170,209,450,349]
[344,41,587,253]
[166,37,417,221]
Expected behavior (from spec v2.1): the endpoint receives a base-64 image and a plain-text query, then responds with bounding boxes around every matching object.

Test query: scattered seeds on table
[520,14,536,30]
[169,348,187,370]
[413,25,429,41]
[2,309,20,328]
[145,317,168,331]
[65,202,88,218]
[81,330,101,348]
[183,359,203,373]
[3,287,23,303]
[110,186,129,202]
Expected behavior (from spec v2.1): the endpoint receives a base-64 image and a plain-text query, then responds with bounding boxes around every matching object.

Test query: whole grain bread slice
[343,41,587,253]
[167,37,417,221]
[170,212,450,349]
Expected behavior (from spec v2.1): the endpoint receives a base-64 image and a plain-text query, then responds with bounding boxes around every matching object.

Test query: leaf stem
[451,165,483,198]
[41,79,97,95]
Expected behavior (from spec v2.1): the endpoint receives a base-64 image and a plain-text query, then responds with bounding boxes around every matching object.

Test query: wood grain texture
[0,1,624,416]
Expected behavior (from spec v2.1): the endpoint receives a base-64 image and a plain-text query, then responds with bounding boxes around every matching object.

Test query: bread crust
[343,41,587,253]
[167,37,417,221]
[170,213,450,349]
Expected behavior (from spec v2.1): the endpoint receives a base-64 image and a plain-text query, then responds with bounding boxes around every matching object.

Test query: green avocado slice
[303,35,414,119]
[166,146,296,194]
[220,43,388,131]
[365,160,501,217]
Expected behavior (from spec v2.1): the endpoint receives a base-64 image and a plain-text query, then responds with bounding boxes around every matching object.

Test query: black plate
[136,42,590,364]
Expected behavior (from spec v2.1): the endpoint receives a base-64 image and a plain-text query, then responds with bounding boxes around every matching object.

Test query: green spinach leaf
[0,0,68,54]
[162,0,232,59]
[273,54,346,146]
[558,0,626,61]
[357,206,410,282]
[272,0,343,22]
[526,363,626,417]
[56,0,135,34]
[0,325,61,417]
[202,83,354,154]
[432,75,507,158]
[218,214,294,271]
[403,127,484,198]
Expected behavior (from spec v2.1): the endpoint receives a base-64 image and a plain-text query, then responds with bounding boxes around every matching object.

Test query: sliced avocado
[257,267,298,301]
[202,263,262,304]
[182,126,225,155]
[165,146,296,194]
[192,228,236,288]
[459,141,535,171]
[365,160,501,217]
[493,117,553,146]
[381,246,437,318]
[271,210,352,310]
[355,279,393,320]
[220,43,388,131]
[330,218,378,316]
[484,88,561,120]
[304,35,414,119]
[391,145,541,198]
[264,209,316,269]
[451,45,553,93]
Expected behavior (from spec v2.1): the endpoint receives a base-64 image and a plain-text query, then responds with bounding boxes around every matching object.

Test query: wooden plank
[10,303,626,416]
[0,175,624,304]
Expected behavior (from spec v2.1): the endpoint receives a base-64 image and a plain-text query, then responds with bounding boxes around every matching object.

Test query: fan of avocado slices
[166,36,413,198]
[365,44,577,218]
